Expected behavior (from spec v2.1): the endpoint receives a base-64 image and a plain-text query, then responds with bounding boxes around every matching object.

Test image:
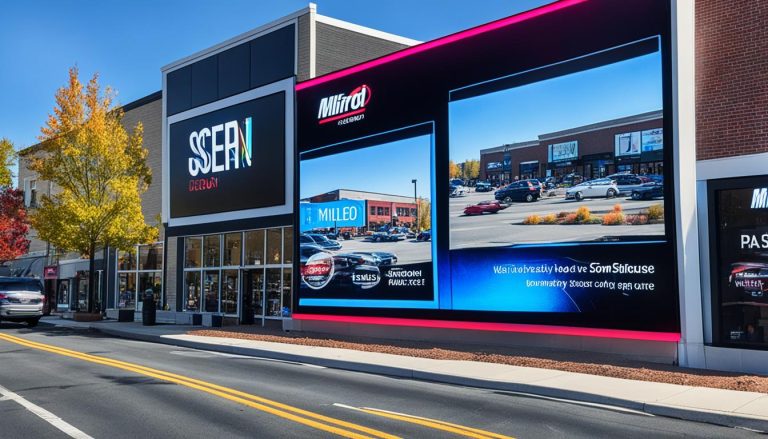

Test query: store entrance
[240,269,264,325]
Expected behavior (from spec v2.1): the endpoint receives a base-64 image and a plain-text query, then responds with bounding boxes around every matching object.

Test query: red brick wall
[696,1,768,160]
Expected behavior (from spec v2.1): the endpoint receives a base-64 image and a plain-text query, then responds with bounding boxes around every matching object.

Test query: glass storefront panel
[139,272,162,307]
[224,233,242,266]
[265,268,281,317]
[282,268,292,316]
[139,244,163,271]
[184,271,201,312]
[204,235,221,267]
[266,228,282,265]
[118,250,136,271]
[283,227,293,265]
[222,270,238,315]
[118,272,136,309]
[244,230,265,265]
[185,236,202,268]
[244,269,264,319]
[75,271,88,311]
[203,270,220,313]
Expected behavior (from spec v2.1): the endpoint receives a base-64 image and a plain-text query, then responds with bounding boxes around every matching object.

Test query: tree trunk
[88,242,96,314]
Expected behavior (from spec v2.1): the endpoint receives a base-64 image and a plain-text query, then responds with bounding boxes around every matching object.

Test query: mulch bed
[188,326,768,393]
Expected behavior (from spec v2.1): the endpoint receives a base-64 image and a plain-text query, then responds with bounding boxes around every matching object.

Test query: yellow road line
[0,333,398,439]
[362,407,515,439]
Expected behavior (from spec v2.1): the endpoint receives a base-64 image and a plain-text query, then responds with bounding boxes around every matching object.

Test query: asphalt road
[450,190,665,249]
[0,323,756,438]
[336,238,431,265]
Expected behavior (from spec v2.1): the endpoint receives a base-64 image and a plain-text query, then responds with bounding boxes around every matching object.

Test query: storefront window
[711,180,768,348]
[244,230,265,265]
[139,244,163,271]
[185,271,201,312]
[265,268,282,317]
[222,270,238,315]
[203,271,220,313]
[185,236,202,268]
[118,273,136,309]
[139,272,162,305]
[116,243,164,310]
[224,233,242,266]
[203,235,221,267]
[283,227,293,265]
[282,268,292,317]
[266,229,282,265]
[118,250,136,271]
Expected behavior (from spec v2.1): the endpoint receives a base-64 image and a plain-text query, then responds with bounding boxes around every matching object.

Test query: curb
[42,321,768,432]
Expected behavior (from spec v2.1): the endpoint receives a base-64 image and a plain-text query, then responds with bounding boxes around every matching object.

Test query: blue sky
[450,50,663,163]
[0,0,552,157]
[300,135,431,200]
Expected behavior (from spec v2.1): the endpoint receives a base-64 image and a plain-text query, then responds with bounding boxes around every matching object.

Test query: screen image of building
[305,189,418,231]
[479,111,663,185]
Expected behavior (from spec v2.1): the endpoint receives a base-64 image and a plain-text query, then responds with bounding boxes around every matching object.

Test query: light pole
[411,179,418,231]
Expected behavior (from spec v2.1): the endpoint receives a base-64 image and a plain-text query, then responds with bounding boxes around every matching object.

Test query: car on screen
[299,245,380,290]
[350,251,398,266]
[608,174,652,196]
[630,183,664,200]
[368,230,405,242]
[417,229,431,241]
[494,180,540,203]
[728,262,768,303]
[565,178,618,201]
[475,182,494,192]
[463,200,506,215]
[303,233,342,251]
[0,277,44,327]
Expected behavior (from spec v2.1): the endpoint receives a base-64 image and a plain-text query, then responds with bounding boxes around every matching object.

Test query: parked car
[303,233,342,251]
[463,200,506,215]
[607,174,652,195]
[565,178,619,201]
[351,251,398,266]
[0,277,44,327]
[300,245,380,289]
[526,179,544,195]
[392,226,416,239]
[475,182,494,192]
[417,230,431,241]
[728,262,768,303]
[495,180,540,203]
[449,183,466,197]
[630,183,664,200]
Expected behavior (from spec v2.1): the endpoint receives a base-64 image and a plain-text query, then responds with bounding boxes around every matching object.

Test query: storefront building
[305,189,418,231]
[479,111,663,183]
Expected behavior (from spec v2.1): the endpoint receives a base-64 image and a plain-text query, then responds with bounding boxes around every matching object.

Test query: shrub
[562,213,578,224]
[586,216,603,224]
[612,204,623,213]
[542,213,558,224]
[523,214,540,225]
[626,214,649,225]
[575,206,591,222]
[557,211,570,219]
[647,204,664,221]
[602,212,625,225]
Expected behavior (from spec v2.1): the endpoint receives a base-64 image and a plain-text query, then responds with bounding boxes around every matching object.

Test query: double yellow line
[0,332,397,439]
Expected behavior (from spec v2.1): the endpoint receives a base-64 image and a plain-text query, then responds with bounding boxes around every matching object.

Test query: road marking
[0,383,94,439]
[0,333,396,439]
[334,403,515,439]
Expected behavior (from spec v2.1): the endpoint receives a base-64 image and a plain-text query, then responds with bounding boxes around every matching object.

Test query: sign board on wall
[642,128,663,152]
[615,132,641,156]
[299,200,366,231]
[295,0,678,336]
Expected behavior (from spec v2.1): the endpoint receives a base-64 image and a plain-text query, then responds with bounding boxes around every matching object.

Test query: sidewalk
[38,317,768,432]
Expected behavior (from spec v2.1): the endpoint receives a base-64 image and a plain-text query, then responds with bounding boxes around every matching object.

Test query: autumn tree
[31,67,156,313]
[462,159,480,180]
[448,160,461,179]
[417,198,431,231]
[0,188,30,263]
[0,138,14,187]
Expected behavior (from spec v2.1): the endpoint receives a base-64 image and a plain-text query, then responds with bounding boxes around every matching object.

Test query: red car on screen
[463,200,506,215]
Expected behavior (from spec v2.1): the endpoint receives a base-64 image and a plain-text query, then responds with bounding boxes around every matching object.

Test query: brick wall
[316,22,410,77]
[696,1,768,160]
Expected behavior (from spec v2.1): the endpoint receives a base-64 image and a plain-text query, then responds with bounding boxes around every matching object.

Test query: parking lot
[324,236,432,265]
[450,189,665,249]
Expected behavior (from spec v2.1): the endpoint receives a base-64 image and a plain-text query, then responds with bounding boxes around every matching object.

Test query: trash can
[142,291,156,326]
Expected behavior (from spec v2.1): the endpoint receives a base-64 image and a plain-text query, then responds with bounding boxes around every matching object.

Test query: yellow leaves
[30,66,154,257]
[0,138,15,187]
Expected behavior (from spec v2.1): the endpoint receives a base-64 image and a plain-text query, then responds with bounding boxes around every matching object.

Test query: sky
[0,0,553,157]
[300,135,431,199]
[450,49,663,163]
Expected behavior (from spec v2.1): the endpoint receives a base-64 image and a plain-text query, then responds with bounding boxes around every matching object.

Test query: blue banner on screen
[300,200,366,231]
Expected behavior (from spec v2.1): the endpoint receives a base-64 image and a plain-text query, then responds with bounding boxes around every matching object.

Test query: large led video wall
[295,0,679,334]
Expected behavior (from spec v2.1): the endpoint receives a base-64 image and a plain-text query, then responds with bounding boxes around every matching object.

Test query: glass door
[241,269,264,325]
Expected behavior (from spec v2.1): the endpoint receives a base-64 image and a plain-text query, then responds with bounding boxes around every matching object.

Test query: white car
[565,178,619,201]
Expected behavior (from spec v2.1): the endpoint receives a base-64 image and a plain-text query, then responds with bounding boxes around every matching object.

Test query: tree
[417,198,431,231]
[448,160,461,179]
[0,188,29,263]
[30,67,157,313]
[462,159,480,180]
[0,138,15,187]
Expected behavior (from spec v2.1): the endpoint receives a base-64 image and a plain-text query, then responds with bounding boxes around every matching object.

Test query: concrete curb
[43,321,768,432]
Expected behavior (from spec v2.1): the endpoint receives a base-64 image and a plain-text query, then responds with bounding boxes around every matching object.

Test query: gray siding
[297,14,311,82]
[316,22,410,77]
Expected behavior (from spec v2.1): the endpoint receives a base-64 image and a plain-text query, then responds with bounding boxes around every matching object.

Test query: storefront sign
[487,161,502,170]
[641,128,663,152]
[300,200,366,231]
[548,141,578,162]
[615,132,641,156]
[43,266,58,279]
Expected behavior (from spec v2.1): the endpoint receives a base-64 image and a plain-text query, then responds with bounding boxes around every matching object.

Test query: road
[335,238,431,265]
[0,323,755,438]
[450,190,665,249]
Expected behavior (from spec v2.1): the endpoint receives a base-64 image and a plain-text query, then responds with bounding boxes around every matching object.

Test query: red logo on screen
[317,85,371,125]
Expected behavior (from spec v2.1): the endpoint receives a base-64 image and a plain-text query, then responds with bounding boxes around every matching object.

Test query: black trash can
[142,291,156,326]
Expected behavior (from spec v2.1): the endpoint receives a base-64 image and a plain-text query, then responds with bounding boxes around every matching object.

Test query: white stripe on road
[0,384,94,439]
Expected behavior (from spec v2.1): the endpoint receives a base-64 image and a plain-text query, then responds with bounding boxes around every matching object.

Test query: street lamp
[411,179,418,231]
